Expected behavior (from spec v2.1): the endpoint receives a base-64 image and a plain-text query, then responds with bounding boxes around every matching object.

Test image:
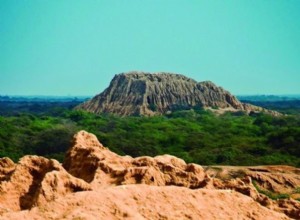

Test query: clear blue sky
[1,0,299,96]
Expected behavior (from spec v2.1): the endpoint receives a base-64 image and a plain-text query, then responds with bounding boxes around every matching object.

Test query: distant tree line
[0,107,299,167]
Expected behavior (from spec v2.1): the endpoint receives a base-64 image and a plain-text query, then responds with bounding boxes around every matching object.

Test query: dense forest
[0,98,299,167]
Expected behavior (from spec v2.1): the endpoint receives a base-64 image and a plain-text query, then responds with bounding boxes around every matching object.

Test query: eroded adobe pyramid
[76,71,280,116]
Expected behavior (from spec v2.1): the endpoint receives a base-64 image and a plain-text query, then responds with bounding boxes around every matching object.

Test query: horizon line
[1,94,300,97]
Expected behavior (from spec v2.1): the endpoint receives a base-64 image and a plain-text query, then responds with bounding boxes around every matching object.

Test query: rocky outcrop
[205,166,300,219]
[76,71,280,116]
[0,155,91,213]
[0,130,299,219]
[0,157,15,181]
[63,131,207,189]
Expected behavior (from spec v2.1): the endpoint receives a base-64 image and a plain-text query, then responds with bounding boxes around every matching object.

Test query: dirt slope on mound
[0,130,299,219]
[1,186,289,220]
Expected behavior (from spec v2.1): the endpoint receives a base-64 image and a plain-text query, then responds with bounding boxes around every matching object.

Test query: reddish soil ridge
[0,130,299,219]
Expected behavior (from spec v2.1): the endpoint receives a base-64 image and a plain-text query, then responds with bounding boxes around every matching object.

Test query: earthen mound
[0,130,299,219]
[0,155,91,213]
[205,165,300,219]
[63,130,207,189]
[1,185,289,220]
[76,72,280,116]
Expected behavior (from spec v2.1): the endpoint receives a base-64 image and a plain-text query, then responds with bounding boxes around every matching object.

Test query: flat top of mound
[120,71,197,82]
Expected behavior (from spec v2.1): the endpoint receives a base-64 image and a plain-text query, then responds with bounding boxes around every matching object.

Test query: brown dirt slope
[0,130,299,219]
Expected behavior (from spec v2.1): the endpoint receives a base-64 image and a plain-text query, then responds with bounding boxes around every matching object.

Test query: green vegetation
[252,181,290,200]
[294,187,300,193]
[0,108,300,167]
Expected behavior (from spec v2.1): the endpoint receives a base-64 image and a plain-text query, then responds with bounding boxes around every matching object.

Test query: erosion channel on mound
[0,130,299,219]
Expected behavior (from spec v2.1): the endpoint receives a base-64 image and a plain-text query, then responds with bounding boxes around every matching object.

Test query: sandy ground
[0,130,299,219]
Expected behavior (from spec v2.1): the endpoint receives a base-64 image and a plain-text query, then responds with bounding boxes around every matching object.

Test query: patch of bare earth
[0,131,299,219]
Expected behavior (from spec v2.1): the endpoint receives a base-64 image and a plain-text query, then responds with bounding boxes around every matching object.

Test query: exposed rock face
[0,155,91,213]
[63,131,207,189]
[205,166,300,219]
[0,130,299,219]
[0,157,15,181]
[76,71,280,116]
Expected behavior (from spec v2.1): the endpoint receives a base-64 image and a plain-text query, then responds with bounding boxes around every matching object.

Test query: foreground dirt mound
[0,130,299,219]
[63,131,207,189]
[0,155,91,213]
[247,166,300,195]
[205,165,300,197]
[1,185,289,220]
[205,166,300,219]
